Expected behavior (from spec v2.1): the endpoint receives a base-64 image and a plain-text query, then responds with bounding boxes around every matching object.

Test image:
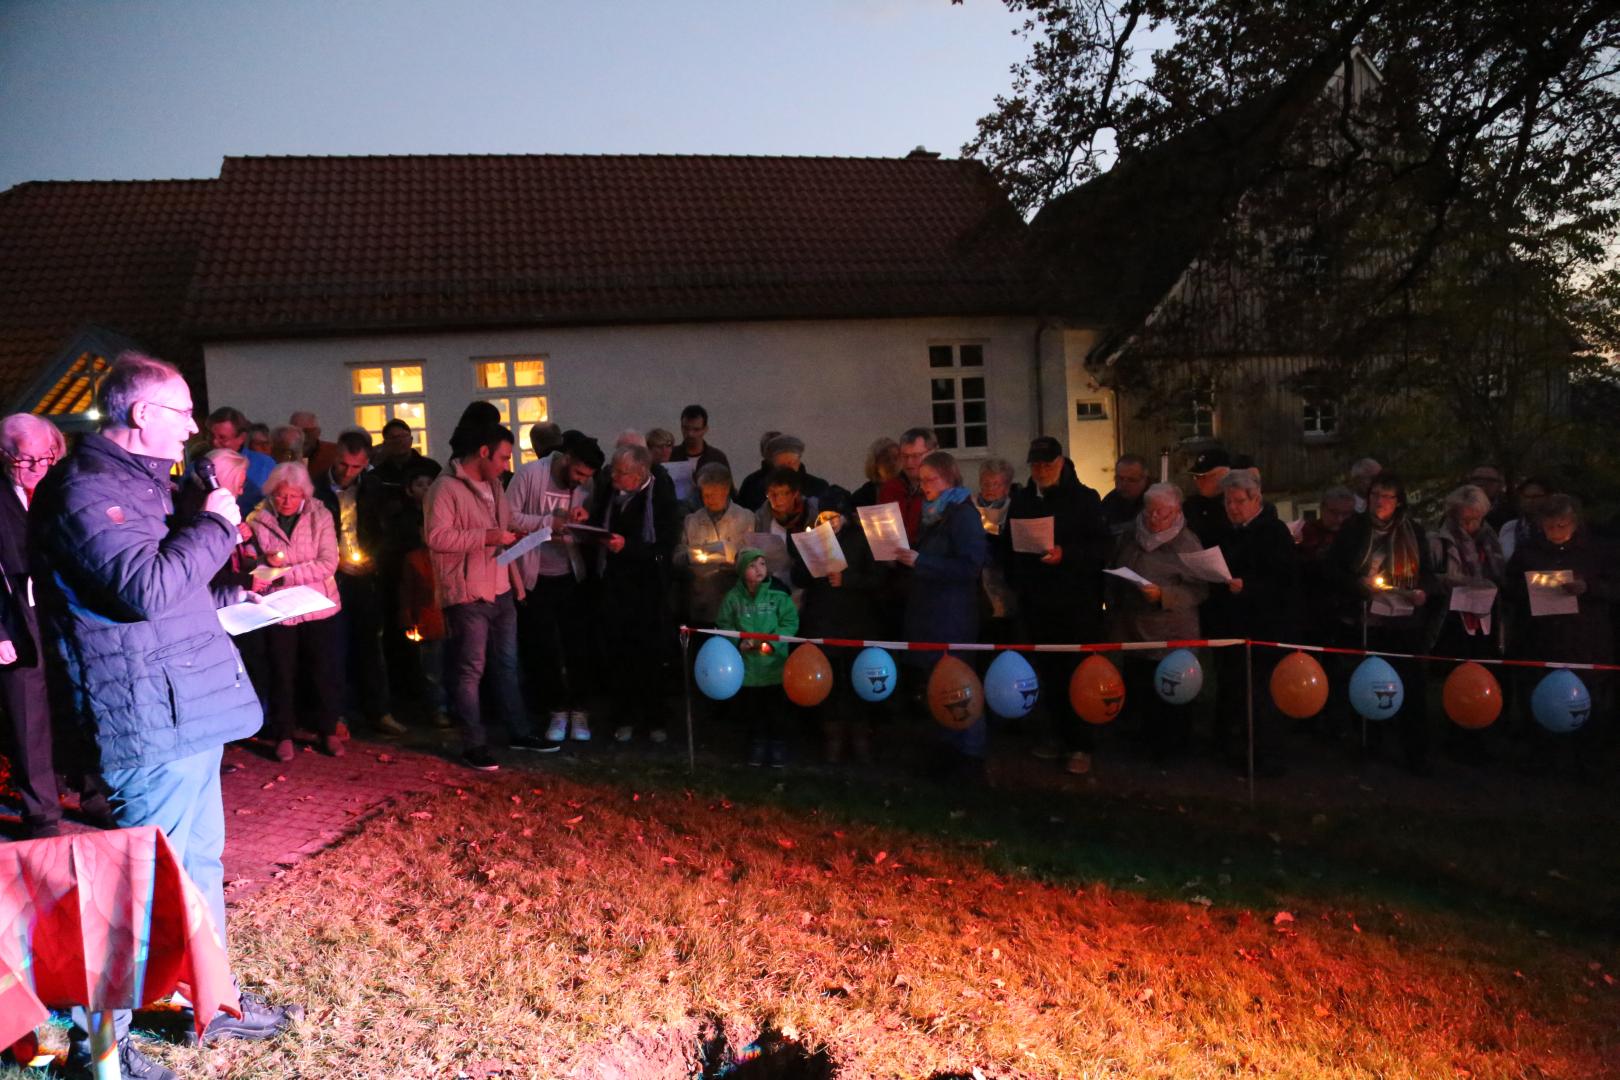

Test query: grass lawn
[11,747,1620,1078]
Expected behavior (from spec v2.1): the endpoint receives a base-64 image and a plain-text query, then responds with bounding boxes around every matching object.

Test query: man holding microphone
[31,353,300,1079]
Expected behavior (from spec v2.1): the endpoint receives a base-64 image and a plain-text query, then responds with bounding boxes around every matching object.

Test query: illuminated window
[349,363,427,453]
[927,343,988,451]
[474,356,549,464]
[1177,376,1218,443]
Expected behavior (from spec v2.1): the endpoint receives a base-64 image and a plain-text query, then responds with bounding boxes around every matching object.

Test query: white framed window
[928,343,988,451]
[1302,392,1339,438]
[473,356,549,464]
[1177,376,1217,443]
[350,363,427,454]
[1075,400,1107,422]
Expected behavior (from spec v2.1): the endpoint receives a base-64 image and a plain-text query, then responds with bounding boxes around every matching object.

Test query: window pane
[964,425,989,448]
[513,359,545,387]
[390,365,423,394]
[412,431,427,455]
[516,395,547,423]
[352,367,385,396]
[934,426,958,449]
[354,404,387,430]
[962,377,985,399]
[393,400,426,427]
[929,345,954,368]
[931,378,955,401]
[933,402,957,426]
[478,361,508,389]
[963,401,987,423]
[492,399,511,425]
[959,344,984,367]
[516,424,535,460]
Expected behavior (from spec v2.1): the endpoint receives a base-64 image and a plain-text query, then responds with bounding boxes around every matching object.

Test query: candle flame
[405,626,423,643]
[349,551,364,563]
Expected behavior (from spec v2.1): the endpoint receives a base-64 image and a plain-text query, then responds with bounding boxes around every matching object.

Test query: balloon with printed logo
[782,643,834,707]
[1348,656,1404,720]
[926,655,984,731]
[1153,648,1204,705]
[1269,650,1330,719]
[851,647,898,703]
[1531,669,1591,733]
[694,636,745,701]
[984,650,1042,719]
[1069,654,1126,725]
[1442,662,1503,730]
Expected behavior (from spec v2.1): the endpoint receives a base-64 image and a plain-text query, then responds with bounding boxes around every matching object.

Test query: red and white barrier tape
[680,626,1620,673]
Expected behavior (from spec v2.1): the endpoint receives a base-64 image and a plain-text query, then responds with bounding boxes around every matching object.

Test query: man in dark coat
[1207,470,1301,774]
[1004,437,1111,775]
[1099,453,1149,539]
[1184,447,1230,544]
[0,413,62,838]
[31,354,300,1077]
[736,434,829,512]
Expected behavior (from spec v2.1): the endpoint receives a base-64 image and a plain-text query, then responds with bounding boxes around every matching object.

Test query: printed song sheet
[496,527,552,567]
[857,503,911,562]
[1178,546,1234,583]
[1103,565,1155,588]
[1010,516,1055,555]
[1449,583,1498,615]
[1526,570,1580,617]
[664,460,696,503]
[790,522,848,579]
[217,585,338,636]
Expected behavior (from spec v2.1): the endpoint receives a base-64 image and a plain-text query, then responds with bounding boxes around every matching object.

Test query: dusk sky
[0,0,1033,193]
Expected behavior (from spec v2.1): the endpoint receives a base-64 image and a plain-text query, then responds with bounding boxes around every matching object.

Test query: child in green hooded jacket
[716,548,800,766]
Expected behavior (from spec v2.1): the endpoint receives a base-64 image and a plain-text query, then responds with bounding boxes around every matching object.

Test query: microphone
[195,458,220,491]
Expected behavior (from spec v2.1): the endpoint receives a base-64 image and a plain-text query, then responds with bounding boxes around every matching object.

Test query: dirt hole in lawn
[697,1019,835,1079]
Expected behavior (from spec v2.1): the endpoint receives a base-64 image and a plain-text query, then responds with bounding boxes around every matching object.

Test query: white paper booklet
[1449,583,1497,615]
[1010,516,1055,555]
[790,522,848,579]
[857,502,910,562]
[664,459,696,502]
[1526,570,1579,617]
[1103,565,1155,588]
[1178,546,1234,583]
[217,585,337,636]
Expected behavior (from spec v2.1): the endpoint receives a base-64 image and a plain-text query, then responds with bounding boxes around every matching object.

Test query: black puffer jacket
[30,434,263,771]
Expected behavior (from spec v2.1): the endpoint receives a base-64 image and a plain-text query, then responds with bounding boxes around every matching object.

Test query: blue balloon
[851,647,898,703]
[1532,669,1591,733]
[694,636,744,700]
[985,650,1042,719]
[1349,656,1404,720]
[1153,648,1204,705]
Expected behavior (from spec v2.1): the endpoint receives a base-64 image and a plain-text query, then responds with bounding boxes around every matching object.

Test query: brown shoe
[323,735,346,757]
[275,739,295,763]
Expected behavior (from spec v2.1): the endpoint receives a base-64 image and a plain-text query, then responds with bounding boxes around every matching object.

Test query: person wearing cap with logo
[1004,436,1111,775]
[1184,447,1231,544]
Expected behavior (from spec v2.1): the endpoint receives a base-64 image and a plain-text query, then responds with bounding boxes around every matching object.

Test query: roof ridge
[220,151,970,165]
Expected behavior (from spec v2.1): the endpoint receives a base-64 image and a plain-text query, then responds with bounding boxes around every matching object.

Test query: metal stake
[1245,640,1256,807]
[681,627,696,773]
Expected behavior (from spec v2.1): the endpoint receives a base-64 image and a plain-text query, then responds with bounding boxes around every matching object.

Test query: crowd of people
[0,352,1614,1075]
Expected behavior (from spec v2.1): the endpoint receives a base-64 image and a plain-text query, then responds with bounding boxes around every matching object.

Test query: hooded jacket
[715,549,800,687]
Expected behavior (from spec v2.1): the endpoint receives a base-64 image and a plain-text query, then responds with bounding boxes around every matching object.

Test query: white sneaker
[544,712,568,743]
[614,725,634,743]
[569,710,591,741]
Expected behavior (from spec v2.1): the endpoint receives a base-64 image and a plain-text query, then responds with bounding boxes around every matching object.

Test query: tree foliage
[967,0,1620,486]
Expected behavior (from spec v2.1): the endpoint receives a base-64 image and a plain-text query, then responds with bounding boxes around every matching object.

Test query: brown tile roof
[184,154,1031,336]
[0,179,213,406]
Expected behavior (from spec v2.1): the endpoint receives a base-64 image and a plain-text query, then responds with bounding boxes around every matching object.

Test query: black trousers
[335,572,389,721]
[0,659,59,834]
[265,616,342,739]
[1020,604,1097,753]
[522,573,595,714]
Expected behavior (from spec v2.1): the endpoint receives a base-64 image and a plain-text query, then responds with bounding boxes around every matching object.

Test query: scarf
[921,485,972,528]
[973,495,1010,535]
[1357,510,1420,590]
[605,477,658,547]
[1135,510,1185,552]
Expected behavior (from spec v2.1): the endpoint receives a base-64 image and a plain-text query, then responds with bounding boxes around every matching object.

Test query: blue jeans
[444,592,530,748]
[71,744,227,1047]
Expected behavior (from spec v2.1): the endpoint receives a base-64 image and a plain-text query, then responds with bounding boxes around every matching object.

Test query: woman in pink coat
[247,461,344,762]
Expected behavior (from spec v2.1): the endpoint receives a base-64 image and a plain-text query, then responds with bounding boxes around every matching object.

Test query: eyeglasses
[2,452,55,470]
[141,401,194,419]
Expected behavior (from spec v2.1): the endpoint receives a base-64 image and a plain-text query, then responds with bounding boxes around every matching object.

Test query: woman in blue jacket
[895,451,989,769]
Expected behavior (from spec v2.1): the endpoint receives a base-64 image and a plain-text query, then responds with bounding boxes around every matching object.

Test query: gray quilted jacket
[30,434,263,770]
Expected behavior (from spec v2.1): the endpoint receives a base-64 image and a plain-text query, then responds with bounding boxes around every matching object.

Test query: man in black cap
[1184,447,1231,544]
[1004,436,1111,775]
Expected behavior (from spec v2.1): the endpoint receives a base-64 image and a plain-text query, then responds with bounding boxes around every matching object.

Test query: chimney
[906,146,940,160]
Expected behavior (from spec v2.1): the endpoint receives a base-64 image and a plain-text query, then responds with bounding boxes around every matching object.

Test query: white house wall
[203,316,1043,487]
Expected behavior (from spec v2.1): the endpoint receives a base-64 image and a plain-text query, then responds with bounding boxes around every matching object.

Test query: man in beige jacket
[424,423,554,769]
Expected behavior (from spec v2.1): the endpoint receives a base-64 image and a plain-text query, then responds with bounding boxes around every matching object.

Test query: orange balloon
[1069,654,1125,725]
[1269,650,1330,719]
[1443,661,1502,730]
[926,655,984,730]
[782,643,834,707]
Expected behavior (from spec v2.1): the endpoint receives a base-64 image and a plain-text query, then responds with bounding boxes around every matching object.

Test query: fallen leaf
[1274,912,1295,926]
[777,837,796,849]
[409,811,433,820]
[260,782,275,790]
[377,753,394,763]
[563,815,584,826]
[874,851,888,864]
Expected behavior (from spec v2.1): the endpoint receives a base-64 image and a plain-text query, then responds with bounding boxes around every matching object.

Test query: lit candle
[349,550,365,564]
[1373,575,1388,589]
[405,626,423,643]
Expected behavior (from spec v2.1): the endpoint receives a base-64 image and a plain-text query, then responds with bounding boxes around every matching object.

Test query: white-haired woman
[247,461,344,761]
[1105,482,1209,760]
[1428,484,1504,657]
